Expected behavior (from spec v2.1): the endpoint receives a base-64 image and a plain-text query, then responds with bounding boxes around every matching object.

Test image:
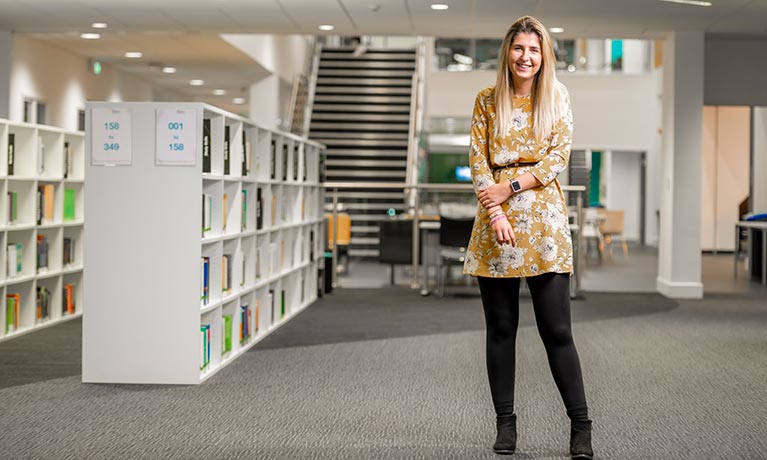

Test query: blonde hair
[494,16,564,140]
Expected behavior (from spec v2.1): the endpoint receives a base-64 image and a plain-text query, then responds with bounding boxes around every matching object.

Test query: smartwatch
[510,180,522,193]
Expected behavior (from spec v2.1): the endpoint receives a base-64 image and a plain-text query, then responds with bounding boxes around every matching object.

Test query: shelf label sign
[91,108,132,166]
[156,108,197,166]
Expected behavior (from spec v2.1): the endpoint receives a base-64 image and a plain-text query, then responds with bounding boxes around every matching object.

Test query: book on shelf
[241,130,248,176]
[63,141,72,179]
[36,286,50,322]
[303,150,307,181]
[245,136,252,176]
[37,136,45,175]
[202,119,211,173]
[223,125,230,175]
[6,243,22,277]
[202,193,212,237]
[271,193,277,226]
[293,144,299,181]
[255,247,262,280]
[63,237,75,265]
[5,294,21,333]
[239,304,251,344]
[37,234,48,271]
[222,254,231,293]
[282,142,288,181]
[270,139,276,180]
[7,133,14,176]
[7,191,18,223]
[241,189,247,230]
[280,290,285,319]
[256,187,263,230]
[240,254,245,287]
[37,184,55,224]
[270,242,279,275]
[222,315,233,355]
[300,272,305,304]
[268,289,275,326]
[280,240,285,271]
[222,193,228,232]
[63,188,76,221]
[201,257,210,305]
[200,324,211,370]
[63,283,75,315]
[254,300,260,332]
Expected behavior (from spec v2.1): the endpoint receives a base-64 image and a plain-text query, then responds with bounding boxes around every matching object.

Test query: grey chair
[379,219,419,285]
[436,215,475,297]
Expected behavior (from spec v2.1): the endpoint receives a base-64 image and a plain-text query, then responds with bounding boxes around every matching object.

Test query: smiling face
[507,32,542,95]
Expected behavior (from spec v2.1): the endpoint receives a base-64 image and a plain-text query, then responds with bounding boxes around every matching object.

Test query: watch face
[512,181,522,192]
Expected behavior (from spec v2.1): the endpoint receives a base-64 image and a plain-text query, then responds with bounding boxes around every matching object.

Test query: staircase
[309,46,418,258]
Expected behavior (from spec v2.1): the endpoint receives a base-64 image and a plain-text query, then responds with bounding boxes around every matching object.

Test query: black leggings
[477,273,589,421]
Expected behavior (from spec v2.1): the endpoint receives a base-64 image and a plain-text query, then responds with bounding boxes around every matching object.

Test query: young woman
[462,16,594,459]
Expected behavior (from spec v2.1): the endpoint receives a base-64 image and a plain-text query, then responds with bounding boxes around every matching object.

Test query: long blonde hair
[494,16,563,140]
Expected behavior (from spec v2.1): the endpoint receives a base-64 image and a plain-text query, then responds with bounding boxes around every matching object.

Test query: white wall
[0,31,11,119]
[705,35,767,106]
[605,151,642,241]
[9,35,174,131]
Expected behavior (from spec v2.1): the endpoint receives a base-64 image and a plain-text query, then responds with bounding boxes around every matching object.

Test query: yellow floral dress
[463,85,573,278]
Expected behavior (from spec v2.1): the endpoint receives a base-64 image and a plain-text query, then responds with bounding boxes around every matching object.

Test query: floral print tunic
[463,85,573,278]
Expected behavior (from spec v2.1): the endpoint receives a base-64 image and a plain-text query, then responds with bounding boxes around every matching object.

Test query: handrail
[324,182,587,294]
[301,39,323,138]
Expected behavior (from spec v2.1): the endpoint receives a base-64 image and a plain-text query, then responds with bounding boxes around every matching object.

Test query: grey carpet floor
[1,288,766,459]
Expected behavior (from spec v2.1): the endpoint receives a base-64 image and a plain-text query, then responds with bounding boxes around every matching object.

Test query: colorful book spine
[270,139,276,179]
[223,315,232,354]
[63,189,76,221]
[63,284,75,315]
[7,133,14,176]
[256,187,263,230]
[202,119,211,173]
[241,189,247,230]
[201,257,210,305]
[223,125,230,175]
[280,290,285,318]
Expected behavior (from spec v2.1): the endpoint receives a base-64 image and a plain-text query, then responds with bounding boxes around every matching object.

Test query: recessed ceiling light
[91,22,108,29]
[430,3,449,10]
[161,66,177,74]
[80,33,101,40]
[232,97,246,105]
[213,89,226,96]
[318,25,335,31]
[549,27,565,34]
[657,0,712,6]
[124,51,143,59]
[190,79,204,86]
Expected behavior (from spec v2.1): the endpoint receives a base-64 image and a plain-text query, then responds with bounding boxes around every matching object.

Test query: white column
[0,31,11,119]
[248,75,280,131]
[753,107,767,213]
[657,31,704,298]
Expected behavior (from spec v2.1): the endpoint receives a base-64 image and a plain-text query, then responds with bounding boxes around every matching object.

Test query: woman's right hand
[491,217,516,246]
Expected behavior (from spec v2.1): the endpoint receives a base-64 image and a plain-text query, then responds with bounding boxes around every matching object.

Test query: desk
[734,221,767,285]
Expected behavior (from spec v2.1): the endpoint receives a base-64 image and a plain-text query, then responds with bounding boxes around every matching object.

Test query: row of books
[37,235,48,270]
[200,324,211,370]
[220,190,249,233]
[6,237,78,277]
[6,134,75,178]
[269,139,307,182]
[7,188,76,224]
[203,253,248,303]
[4,283,76,334]
[202,120,253,176]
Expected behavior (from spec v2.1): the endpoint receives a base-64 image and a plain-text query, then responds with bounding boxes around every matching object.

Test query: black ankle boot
[493,414,517,455]
[570,420,593,459]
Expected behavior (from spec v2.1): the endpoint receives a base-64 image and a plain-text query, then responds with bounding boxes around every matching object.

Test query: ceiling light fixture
[161,66,177,74]
[124,51,143,59]
[318,25,335,31]
[213,89,227,96]
[80,33,101,40]
[232,97,246,105]
[91,22,108,29]
[657,0,712,6]
[430,3,449,10]
[549,27,565,34]
[190,79,205,86]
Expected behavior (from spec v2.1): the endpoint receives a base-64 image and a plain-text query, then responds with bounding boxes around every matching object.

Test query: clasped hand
[479,183,516,246]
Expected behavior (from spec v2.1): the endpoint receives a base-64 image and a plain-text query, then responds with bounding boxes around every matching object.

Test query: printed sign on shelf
[156,108,197,166]
[91,108,132,166]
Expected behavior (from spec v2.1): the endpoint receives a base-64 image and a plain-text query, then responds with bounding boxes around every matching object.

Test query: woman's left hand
[478,182,512,209]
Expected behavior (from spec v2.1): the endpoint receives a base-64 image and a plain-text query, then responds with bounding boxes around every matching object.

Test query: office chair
[436,215,475,297]
[378,219,417,285]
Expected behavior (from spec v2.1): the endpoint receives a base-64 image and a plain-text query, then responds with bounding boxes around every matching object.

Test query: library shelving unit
[82,102,325,384]
[0,119,85,342]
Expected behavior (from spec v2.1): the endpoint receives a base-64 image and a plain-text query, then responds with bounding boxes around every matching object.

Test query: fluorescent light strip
[190,79,204,86]
[124,51,143,59]
[162,66,177,74]
[213,89,226,96]
[657,0,712,6]
[549,27,565,34]
[319,24,334,31]
[80,33,100,40]
[431,4,449,10]
[91,22,108,29]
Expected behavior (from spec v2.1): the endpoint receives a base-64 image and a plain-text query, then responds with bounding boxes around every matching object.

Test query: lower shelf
[199,297,313,382]
[0,312,82,343]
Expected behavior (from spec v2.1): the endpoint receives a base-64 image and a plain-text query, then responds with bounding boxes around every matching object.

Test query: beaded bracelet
[490,214,505,226]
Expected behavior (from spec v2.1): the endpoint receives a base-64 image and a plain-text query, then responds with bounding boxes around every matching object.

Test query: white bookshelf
[0,119,85,342]
[82,102,325,384]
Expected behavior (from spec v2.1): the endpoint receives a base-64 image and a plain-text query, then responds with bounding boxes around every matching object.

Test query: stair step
[320,60,415,70]
[325,170,407,179]
[313,138,409,147]
[325,191,405,200]
[324,149,407,158]
[310,122,410,131]
[314,94,412,104]
[321,51,417,61]
[317,69,415,78]
[311,132,409,140]
[313,104,410,113]
[315,86,412,96]
[317,77,413,87]
[312,113,410,122]
[326,159,408,168]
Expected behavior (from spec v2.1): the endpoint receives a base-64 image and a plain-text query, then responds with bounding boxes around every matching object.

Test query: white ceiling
[2,0,766,110]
